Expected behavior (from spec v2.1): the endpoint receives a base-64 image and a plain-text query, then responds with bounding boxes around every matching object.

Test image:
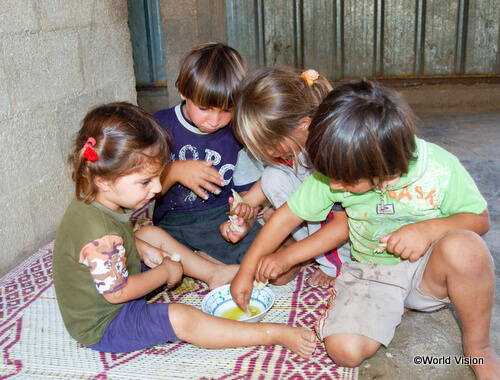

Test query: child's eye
[198,106,208,111]
[141,180,151,186]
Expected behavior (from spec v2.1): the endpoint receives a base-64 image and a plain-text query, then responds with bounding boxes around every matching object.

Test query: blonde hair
[176,42,249,110]
[69,102,171,203]
[233,66,332,166]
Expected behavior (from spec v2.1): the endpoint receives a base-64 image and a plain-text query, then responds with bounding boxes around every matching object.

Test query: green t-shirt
[288,138,487,264]
[53,197,142,346]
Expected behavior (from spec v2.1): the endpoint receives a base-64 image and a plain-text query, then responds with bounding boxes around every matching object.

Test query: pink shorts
[316,246,450,346]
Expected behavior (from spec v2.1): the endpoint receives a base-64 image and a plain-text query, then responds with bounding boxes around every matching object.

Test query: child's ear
[94,176,111,192]
[179,93,186,101]
[298,117,311,131]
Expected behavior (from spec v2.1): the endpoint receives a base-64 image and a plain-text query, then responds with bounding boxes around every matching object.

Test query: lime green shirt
[288,138,487,264]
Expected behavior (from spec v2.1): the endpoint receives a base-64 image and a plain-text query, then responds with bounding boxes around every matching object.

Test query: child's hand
[169,160,224,199]
[220,217,252,243]
[255,251,290,283]
[159,258,183,289]
[230,269,254,312]
[381,223,434,261]
[229,197,256,220]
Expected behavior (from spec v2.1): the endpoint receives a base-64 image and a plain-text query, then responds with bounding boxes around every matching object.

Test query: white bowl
[201,284,275,323]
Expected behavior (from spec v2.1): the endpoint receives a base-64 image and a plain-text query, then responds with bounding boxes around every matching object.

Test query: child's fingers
[231,203,255,220]
[198,179,221,196]
[219,221,233,241]
[201,161,225,186]
[231,285,251,312]
[221,220,246,243]
[255,260,269,283]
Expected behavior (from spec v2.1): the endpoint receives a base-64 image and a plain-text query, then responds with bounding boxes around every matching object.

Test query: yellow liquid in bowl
[220,305,261,321]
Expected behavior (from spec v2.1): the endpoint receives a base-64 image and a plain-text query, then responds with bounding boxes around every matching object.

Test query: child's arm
[80,235,183,305]
[239,179,267,208]
[160,160,225,199]
[381,209,490,261]
[103,258,183,304]
[231,203,305,311]
[254,210,349,283]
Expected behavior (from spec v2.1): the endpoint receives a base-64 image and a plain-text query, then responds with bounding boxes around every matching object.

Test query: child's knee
[434,230,492,274]
[324,334,380,367]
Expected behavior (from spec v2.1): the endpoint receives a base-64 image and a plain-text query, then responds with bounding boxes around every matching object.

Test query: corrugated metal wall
[226,0,500,79]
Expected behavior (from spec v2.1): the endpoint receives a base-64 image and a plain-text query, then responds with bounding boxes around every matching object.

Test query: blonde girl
[223,67,351,286]
[52,102,316,356]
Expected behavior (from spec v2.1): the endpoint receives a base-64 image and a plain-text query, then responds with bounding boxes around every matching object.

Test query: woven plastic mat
[0,241,358,379]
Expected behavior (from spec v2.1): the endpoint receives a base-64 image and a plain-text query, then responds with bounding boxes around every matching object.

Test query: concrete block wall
[0,0,137,276]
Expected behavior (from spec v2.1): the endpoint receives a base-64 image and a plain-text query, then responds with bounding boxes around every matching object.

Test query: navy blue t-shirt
[153,102,244,224]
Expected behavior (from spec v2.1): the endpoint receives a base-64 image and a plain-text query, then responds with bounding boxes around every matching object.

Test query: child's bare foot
[467,346,500,379]
[270,325,316,358]
[307,268,336,287]
[206,264,239,290]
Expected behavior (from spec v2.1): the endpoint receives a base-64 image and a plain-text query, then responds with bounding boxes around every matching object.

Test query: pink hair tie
[83,137,98,162]
[301,69,319,86]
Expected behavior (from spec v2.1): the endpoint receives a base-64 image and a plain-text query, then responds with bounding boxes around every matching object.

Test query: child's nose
[208,111,221,125]
[151,177,162,193]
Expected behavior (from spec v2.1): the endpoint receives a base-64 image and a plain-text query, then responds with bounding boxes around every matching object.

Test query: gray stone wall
[0,0,137,276]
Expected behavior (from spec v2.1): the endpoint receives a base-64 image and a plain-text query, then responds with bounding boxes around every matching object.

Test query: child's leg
[135,225,238,290]
[324,334,381,367]
[168,303,317,358]
[419,230,500,379]
[195,250,226,265]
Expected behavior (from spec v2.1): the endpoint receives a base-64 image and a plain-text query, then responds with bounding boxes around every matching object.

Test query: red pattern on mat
[0,240,357,379]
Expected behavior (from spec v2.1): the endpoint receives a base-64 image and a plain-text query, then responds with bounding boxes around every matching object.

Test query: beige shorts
[316,247,450,346]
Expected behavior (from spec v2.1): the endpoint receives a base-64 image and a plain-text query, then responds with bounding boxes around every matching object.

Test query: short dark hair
[306,79,417,184]
[176,42,248,110]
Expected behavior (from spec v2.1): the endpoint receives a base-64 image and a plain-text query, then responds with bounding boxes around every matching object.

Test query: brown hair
[69,102,171,203]
[306,79,417,185]
[233,66,332,166]
[176,42,248,110]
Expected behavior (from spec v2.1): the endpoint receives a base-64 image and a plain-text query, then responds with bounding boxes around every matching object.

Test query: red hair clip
[83,137,98,162]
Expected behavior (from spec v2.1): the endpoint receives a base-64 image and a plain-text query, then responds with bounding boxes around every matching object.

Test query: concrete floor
[359,109,500,380]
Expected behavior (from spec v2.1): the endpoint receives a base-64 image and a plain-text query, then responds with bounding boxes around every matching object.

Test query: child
[231,80,500,378]
[153,42,262,265]
[221,66,351,286]
[52,102,316,356]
